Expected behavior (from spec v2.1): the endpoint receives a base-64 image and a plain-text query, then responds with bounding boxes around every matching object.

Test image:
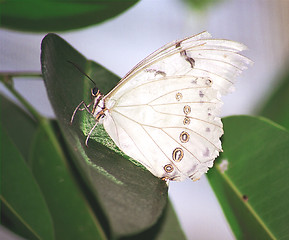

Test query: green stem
[0,71,42,78]
[1,74,44,123]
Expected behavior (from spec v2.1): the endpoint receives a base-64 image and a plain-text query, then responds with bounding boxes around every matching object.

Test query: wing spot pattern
[183,105,191,115]
[205,79,212,86]
[107,33,250,98]
[140,125,184,174]
[161,129,201,163]
[112,109,222,151]
[203,147,210,157]
[164,164,174,173]
[147,84,212,106]
[207,107,212,116]
[199,90,204,98]
[172,148,184,162]
[180,131,190,143]
[175,92,183,101]
[183,117,190,125]
[191,78,198,84]
[115,76,212,106]
[176,42,195,68]
[112,109,220,167]
[144,68,167,77]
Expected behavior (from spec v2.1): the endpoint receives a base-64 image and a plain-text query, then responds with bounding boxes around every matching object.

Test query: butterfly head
[91,87,100,97]
[90,87,106,118]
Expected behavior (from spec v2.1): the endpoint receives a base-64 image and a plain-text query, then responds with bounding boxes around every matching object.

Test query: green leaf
[1,0,139,32]
[0,94,38,160]
[29,120,106,240]
[120,201,186,240]
[258,62,289,130]
[1,129,54,240]
[154,201,186,240]
[41,33,168,238]
[207,115,289,239]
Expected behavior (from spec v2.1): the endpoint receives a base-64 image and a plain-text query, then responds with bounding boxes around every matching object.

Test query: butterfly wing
[106,31,252,98]
[103,31,252,181]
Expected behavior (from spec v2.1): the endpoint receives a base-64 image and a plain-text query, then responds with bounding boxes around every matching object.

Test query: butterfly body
[71,31,252,181]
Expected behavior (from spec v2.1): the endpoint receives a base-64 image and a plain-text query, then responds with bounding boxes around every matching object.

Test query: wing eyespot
[172,148,184,162]
[175,92,183,101]
[164,164,174,173]
[180,131,190,143]
[183,117,190,125]
[183,105,191,115]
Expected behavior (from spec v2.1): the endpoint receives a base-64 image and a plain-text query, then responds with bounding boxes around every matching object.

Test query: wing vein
[111,116,156,170]
[116,101,219,108]
[140,125,183,173]
[147,86,212,105]
[110,76,211,104]
[159,128,201,163]
[112,109,222,153]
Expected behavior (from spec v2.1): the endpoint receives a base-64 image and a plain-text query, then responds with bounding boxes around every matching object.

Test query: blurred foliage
[258,59,289,130]
[0,0,139,32]
[183,0,222,10]
[1,122,54,240]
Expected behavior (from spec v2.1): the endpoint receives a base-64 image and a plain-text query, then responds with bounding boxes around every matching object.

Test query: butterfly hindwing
[104,75,224,181]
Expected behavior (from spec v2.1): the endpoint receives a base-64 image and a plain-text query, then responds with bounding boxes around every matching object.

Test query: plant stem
[0,71,42,78]
[1,74,44,123]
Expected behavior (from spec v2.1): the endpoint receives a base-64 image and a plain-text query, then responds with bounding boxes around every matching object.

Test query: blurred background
[1,0,289,239]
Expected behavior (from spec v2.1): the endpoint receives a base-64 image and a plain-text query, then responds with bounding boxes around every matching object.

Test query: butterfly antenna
[67,60,96,86]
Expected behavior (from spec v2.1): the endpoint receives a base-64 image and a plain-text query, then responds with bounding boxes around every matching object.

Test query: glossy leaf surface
[258,62,289,130]
[208,116,289,239]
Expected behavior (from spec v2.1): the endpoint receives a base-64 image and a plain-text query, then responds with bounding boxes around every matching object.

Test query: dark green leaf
[258,61,289,130]
[41,33,168,238]
[120,201,186,240]
[0,94,38,160]
[207,116,289,239]
[154,201,186,240]
[29,121,106,240]
[1,129,54,240]
[1,0,139,32]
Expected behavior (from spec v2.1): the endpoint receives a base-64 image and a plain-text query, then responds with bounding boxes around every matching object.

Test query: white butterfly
[71,31,252,181]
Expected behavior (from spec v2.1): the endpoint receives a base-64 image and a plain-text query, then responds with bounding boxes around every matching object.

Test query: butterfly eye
[91,87,99,96]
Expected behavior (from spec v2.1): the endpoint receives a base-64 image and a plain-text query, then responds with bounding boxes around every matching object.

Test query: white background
[1,0,289,239]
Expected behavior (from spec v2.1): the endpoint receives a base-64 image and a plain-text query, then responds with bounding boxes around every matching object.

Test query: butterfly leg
[85,121,99,146]
[84,108,106,146]
[70,100,93,124]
